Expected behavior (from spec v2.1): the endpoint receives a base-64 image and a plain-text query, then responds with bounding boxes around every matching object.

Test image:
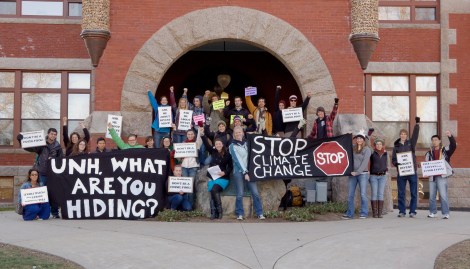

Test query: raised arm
[107,123,127,149]
[445,131,457,160]
[147,90,159,111]
[62,117,69,147]
[274,86,281,113]
[410,117,420,151]
[245,95,256,114]
[169,86,176,108]
[81,122,90,143]
[329,98,339,122]
[301,91,312,111]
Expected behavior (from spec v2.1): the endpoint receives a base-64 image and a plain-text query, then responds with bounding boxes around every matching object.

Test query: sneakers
[397,213,406,218]
[52,215,60,219]
[359,215,367,219]
[409,213,416,218]
[237,215,243,220]
[427,213,436,218]
[443,214,450,219]
[257,215,266,220]
[342,215,352,220]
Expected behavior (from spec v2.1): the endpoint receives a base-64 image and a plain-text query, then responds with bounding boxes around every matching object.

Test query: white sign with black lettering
[173,142,198,158]
[168,176,194,193]
[178,110,193,131]
[397,151,415,176]
[106,115,122,139]
[282,107,303,123]
[20,130,46,148]
[245,86,257,96]
[158,106,172,128]
[20,186,49,205]
[421,159,447,177]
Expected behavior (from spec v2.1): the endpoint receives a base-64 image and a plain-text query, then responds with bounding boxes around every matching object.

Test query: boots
[210,198,217,220]
[213,191,223,219]
[378,200,384,218]
[371,200,378,218]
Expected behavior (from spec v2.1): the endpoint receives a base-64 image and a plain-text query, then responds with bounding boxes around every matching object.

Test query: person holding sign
[188,93,207,168]
[167,165,193,211]
[343,130,372,219]
[147,86,172,148]
[107,123,144,149]
[392,117,420,218]
[307,98,339,140]
[62,117,90,156]
[369,136,388,218]
[224,96,250,130]
[283,91,312,137]
[245,93,272,136]
[425,131,456,219]
[18,169,50,221]
[171,88,192,143]
[200,127,232,220]
[273,86,287,136]
[229,126,265,220]
[203,90,228,133]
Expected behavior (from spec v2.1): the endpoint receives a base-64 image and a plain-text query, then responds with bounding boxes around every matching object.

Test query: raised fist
[204,90,211,97]
[276,85,281,90]
[445,130,451,137]
[415,116,420,123]
[183,88,188,93]
[17,134,23,141]
[334,98,339,104]
[368,128,374,136]
[169,86,174,92]
[307,91,312,98]
[225,100,230,106]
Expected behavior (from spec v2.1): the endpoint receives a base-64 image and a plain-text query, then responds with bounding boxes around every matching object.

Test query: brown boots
[371,200,384,218]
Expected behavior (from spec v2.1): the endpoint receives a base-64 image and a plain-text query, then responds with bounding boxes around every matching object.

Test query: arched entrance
[120,6,336,135]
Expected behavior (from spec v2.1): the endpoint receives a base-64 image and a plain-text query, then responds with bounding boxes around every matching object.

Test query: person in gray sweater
[343,130,372,219]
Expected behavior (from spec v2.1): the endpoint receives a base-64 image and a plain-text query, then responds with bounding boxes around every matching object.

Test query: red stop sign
[313,141,349,176]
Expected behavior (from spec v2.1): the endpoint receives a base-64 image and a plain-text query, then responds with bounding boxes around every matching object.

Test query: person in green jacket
[107,123,144,149]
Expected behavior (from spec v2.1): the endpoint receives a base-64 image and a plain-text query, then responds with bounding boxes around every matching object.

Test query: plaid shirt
[308,103,338,140]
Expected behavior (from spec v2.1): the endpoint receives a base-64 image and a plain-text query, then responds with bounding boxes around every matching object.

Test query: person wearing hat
[307,98,339,140]
[283,91,312,137]
[224,96,250,130]
[343,130,372,219]
[245,93,273,135]
[369,135,388,218]
[273,85,287,136]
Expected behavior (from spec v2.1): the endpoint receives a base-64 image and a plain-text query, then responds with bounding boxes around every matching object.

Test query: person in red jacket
[308,98,339,140]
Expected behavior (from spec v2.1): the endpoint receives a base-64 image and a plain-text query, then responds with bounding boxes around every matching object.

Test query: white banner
[106,115,123,139]
[421,159,447,177]
[178,110,193,131]
[174,142,198,158]
[397,151,415,176]
[20,186,49,205]
[168,176,194,193]
[20,130,46,148]
[158,106,172,128]
[282,107,303,123]
[245,86,257,96]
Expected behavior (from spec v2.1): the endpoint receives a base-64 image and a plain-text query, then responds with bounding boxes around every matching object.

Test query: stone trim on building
[0,18,81,24]
[0,58,92,70]
[365,62,440,74]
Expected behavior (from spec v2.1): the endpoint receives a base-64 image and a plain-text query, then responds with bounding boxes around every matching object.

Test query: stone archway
[118,6,336,136]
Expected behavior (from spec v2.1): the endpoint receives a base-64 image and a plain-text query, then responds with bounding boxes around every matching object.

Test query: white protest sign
[106,115,122,139]
[421,159,447,177]
[20,186,49,205]
[245,86,257,96]
[168,176,194,193]
[174,142,198,158]
[397,151,415,176]
[158,106,172,128]
[178,110,193,131]
[20,130,46,148]
[282,107,303,122]
[207,165,222,180]
[212,100,225,110]
[193,114,205,126]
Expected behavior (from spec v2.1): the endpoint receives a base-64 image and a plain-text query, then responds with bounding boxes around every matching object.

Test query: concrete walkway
[1,210,470,269]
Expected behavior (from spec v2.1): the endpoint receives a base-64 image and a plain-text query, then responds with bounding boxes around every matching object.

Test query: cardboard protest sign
[421,159,447,177]
[177,110,193,131]
[282,107,303,123]
[245,86,257,96]
[397,152,415,176]
[106,115,122,139]
[212,100,225,110]
[173,143,198,158]
[168,177,194,193]
[230,115,244,125]
[158,106,172,128]
[193,114,205,126]
[20,130,46,148]
[20,186,49,205]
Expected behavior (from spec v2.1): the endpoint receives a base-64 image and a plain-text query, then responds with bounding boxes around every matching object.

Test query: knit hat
[289,95,297,101]
[233,115,242,122]
[217,120,226,127]
[353,129,367,140]
[374,137,385,145]
[316,106,325,114]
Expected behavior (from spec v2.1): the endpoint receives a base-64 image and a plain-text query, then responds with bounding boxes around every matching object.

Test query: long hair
[66,131,81,150]
[26,168,39,183]
[214,138,226,156]
[354,138,368,153]
[71,138,88,156]
[178,98,188,110]
[160,136,172,148]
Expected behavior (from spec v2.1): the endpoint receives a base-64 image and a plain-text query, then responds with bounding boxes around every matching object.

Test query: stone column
[81,0,111,67]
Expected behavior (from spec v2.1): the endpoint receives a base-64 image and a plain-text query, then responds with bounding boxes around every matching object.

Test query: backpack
[290,185,303,207]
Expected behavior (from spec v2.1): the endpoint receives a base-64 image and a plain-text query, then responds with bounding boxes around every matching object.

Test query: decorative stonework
[120,6,336,136]
[81,0,111,67]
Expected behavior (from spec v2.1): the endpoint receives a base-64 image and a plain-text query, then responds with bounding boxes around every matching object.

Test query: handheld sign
[174,142,198,158]
[106,115,122,139]
[158,106,172,128]
[230,115,244,125]
[20,186,49,205]
[421,159,447,177]
[193,114,205,126]
[207,165,222,180]
[168,176,194,193]
[177,110,193,131]
[397,152,415,176]
[20,130,46,148]
[212,100,225,110]
[282,107,303,123]
[245,86,257,96]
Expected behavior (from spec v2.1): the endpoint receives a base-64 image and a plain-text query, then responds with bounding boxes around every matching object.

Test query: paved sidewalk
[1,210,469,269]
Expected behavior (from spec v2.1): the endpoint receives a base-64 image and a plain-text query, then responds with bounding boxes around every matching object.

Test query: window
[379,0,439,22]
[0,70,91,147]
[0,0,82,17]
[365,74,438,148]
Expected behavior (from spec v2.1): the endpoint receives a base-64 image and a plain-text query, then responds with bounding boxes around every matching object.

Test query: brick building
[0,0,469,208]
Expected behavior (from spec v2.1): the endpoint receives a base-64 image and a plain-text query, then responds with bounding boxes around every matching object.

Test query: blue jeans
[40,175,59,216]
[23,203,51,221]
[369,175,387,200]
[345,173,369,217]
[233,171,263,216]
[173,133,186,144]
[168,194,192,211]
[429,176,449,215]
[198,142,207,166]
[182,167,198,209]
[397,174,418,214]
[153,131,169,148]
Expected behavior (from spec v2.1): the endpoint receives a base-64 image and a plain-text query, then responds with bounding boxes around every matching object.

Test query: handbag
[15,203,24,215]
[443,160,454,178]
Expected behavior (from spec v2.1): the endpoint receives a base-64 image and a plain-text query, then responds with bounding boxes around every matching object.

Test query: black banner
[47,148,169,220]
[248,134,354,180]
